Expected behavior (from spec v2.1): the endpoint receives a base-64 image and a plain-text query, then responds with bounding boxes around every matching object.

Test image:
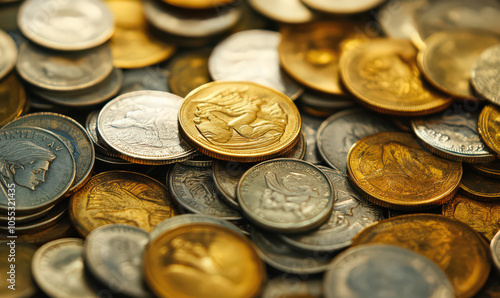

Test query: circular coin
[168,49,211,98]
[161,0,235,9]
[301,0,385,13]
[0,29,16,80]
[470,160,500,179]
[0,242,37,298]
[459,169,500,202]
[347,132,462,210]
[0,72,26,127]
[479,105,500,157]
[212,160,255,209]
[249,0,314,24]
[121,65,169,93]
[472,45,500,104]
[491,230,500,273]
[0,202,67,235]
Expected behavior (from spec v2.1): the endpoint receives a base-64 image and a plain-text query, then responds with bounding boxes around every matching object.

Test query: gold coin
[347,132,462,210]
[459,169,500,202]
[351,214,491,298]
[340,38,452,116]
[0,72,25,127]
[70,171,180,236]
[106,0,176,68]
[144,223,266,298]
[479,105,500,157]
[443,193,500,241]
[178,81,301,162]
[418,30,500,99]
[161,0,235,9]
[168,49,211,98]
[470,160,500,179]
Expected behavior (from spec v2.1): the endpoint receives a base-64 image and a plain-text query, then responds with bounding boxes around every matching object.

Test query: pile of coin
[2,0,500,297]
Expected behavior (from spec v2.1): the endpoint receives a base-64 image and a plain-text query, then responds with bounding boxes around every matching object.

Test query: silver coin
[251,229,333,274]
[150,214,242,241]
[17,42,113,92]
[0,127,75,215]
[317,108,397,174]
[491,229,500,273]
[212,160,255,209]
[281,166,383,252]
[0,204,54,225]
[238,158,334,233]
[0,202,66,234]
[209,30,303,100]
[472,44,500,105]
[168,163,241,220]
[18,0,114,51]
[412,106,495,163]
[4,112,95,194]
[120,65,169,94]
[85,111,118,157]
[32,238,97,298]
[180,154,213,167]
[0,29,16,80]
[248,0,315,24]
[97,90,196,165]
[143,0,242,38]
[262,277,323,298]
[84,224,152,298]
[301,111,323,164]
[282,131,307,160]
[301,0,385,14]
[323,244,455,298]
[95,153,132,166]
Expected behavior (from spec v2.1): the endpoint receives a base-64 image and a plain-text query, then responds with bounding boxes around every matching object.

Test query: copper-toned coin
[70,171,180,236]
[351,214,491,298]
[144,223,266,298]
[471,161,500,179]
[168,49,211,98]
[472,45,500,104]
[479,105,500,157]
[347,132,462,210]
[0,242,38,298]
[249,0,314,24]
[161,0,235,9]
[459,169,500,202]
[443,193,500,241]
[300,0,385,14]
[418,30,500,99]
[0,72,25,127]
[340,38,452,116]
[0,29,16,80]
[179,81,301,162]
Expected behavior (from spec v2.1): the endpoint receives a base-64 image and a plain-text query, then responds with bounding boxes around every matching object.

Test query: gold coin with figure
[340,38,452,116]
[178,81,301,162]
[347,132,462,210]
[144,223,266,298]
[479,105,500,157]
[351,214,491,298]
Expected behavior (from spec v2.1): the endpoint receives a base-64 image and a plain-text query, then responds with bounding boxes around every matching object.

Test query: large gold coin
[347,132,462,210]
[144,223,266,298]
[479,105,500,157]
[351,214,491,298]
[106,0,175,68]
[162,0,235,9]
[340,38,452,116]
[178,82,301,162]
[0,72,25,127]
[69,171,180,236]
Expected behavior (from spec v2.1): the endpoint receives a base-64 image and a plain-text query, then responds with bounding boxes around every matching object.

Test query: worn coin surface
[347,132,462,210]
[0,127,75,215]
[262,278,323,298]
[324,244,454,298]
[84,224,152,298]
[249,0,314,24]
[209,30,303,100]
[0,29,16,80]
[4,112,95,194]
[70,171,179,236]
[18,0,114,50]
[317,108,397,174]
[459,169,500,202]
[472,45,500,104]
[351,214,491,298]
[179,81,301,162]
[340,38,452,116]
[492,230,500,273]
[418,30,500,99]
[168,163,241,219]
[280,166,382,252]
[0,242,37,298]
[98,90,196,165]
[144,223,266,298]
[479,105,500,157]
[169,49,211,98]
[0,72,25,127]
[238,158,334,233]
[300,0,385,13]
[32,238,97,298]
[17,42,113,92]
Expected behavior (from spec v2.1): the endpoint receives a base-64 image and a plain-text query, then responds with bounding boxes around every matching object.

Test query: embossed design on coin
[479,105,500,157]
[472,45,500,104]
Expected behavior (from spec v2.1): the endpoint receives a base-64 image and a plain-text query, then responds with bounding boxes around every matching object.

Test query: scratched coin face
[18,0,114,50]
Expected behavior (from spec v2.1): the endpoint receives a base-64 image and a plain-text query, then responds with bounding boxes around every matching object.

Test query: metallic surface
[479,105,500,157]
[472,45,500,104]
[459,170,500,202]
[169,49,211,98]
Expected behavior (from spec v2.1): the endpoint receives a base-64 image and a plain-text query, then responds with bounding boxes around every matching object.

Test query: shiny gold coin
[347,132,462,210]
[0,72,25,127]
[144,223,266,298]
[106,0,176,68]
[470,160,500,180]
[479,105,500,157]
[340,38,452,116]
[418,30,500,99]
[168,49,211,98]
[443,193,500,241]
[178,81,301,162]
[459,169,500,202]
[70,171,180,236]
[162,0,234,9]
[351,214,491,298]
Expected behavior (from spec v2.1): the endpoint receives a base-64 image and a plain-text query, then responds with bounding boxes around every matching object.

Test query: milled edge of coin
[0,202,66,235]
[479,105,500,158]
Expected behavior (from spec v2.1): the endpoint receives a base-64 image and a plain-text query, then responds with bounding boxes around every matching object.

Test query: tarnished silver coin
[283,131,307,160]
[32,238,97,298]
[262,277,323,298]
[248,0,315,24]
[16,42,113,92]
[0,241,37,298]
[301,111,323,164]
[324,244,455,298]
[97,91,196,165]
[472,45,500,105]
[180,154,213,167]
[301,0,385,14]
[317,108,397,174]
[143,0,242,38]
[238,158,334,233]
[0,204,54,225]
[168,163,241,220]
[0,202,66,235]
[150,214,242,241]
[120,65,169,94]
[4,112,95,194]
[0,29,16,80]
[85,111,118,158]
[412,107,495,163]
[209,30,303,101]
[251,229,333,274]
[84,224,152,298]
[491,230,500,273]
[281,166,383,252]
[0,127,75,215]
[18,0,114,51]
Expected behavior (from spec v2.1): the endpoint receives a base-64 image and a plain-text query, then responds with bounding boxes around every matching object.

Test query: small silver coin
[472,44,500,105]
[180,154,213,167]
[0,29,17,80]
[85,111,119,158]
[491,229,500,273]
